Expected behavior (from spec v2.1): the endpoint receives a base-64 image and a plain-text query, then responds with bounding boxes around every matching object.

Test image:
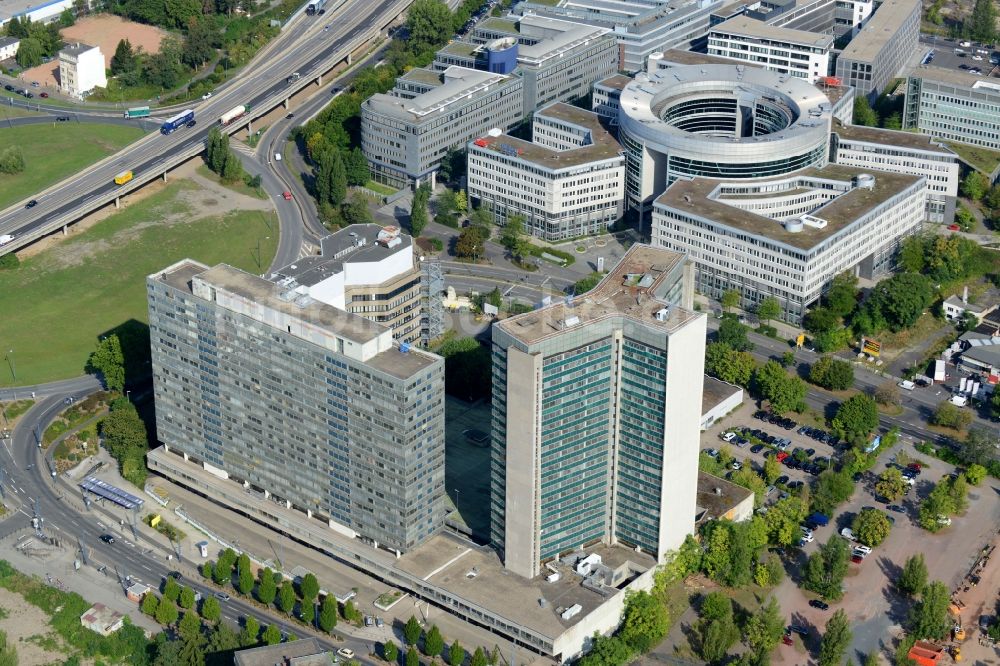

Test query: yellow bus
[114,170,133,186]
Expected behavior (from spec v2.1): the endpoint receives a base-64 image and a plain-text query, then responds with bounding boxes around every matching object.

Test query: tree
[965,463,987,486]
[448,641,465,666]
[704,343,756,387]
[969,0,998,44]
[240,616,260,647]
[832,393,879,444]
[221,150,243,184]
[164,577,181,603]
[194,596,219,624]
[853,508,891,547]
[261,624,282,646]
[330,151,348,206]
[959,427,997,466]
[155,598,179,626]
[876,468,908,502]
[919,482,957,531]
[404,616,422,646]
[931,401,972,430]
[256,568,276,606]
[961,170,990,201]
[141,592,160,616]
[500,214,530,261]
[702,520,757,587]
[206,621,240,656]
[87,335,126,392]
[721,289,741,312]
[345,148,370,187]
[948,473,969,513]
[454,226,487,261]
[819,610,852,666]
[236,555,253,596]
[344,599,361,623]
[179,609,202,642]
[718,317,753,351]
[179,586,196,609]
[910,581,951,640]
[874,381,900,408]
[824,272,859,317]
[182,18,217,68]
[410,187,429,238]
[752,361,806,414]
[812,468,855,515]
[745,597,784,654]
[619,590,669,653]
[469,647,486,666]
[298,573,319,602]
[384,641,400,663]
[424,625,444,658]
[276,580,296,615]
[15,37,43,68]
[0,146,24,176]
[756,296,780,324]
[762,455,781,485]
[406,647,420,666]
[810,356,855,391]
[899,553,928,597]
[111,38,136,74]
[342,193,374,226]
[857,273,933,334]
[804,536,849,600]
[407,0,453,48]
[730,465,767,506]
[697,593,738,663]
[854,96,878,126]
[300,599,315,626]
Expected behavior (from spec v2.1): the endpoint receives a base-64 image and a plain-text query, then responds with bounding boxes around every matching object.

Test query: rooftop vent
[854,173,876,190]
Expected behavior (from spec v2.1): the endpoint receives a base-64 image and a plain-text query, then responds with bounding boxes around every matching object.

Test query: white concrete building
[58,42,106,98]
[708,16,833,82]
[829,120,959,223]
[652,164,926,323]
[0,36,19,60]
[0,0,76,27]
[466,103,625,240]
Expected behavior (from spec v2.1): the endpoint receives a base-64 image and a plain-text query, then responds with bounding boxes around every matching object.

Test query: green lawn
[0,123,146,210]
[0,179,278,385]
[0,104,44,119]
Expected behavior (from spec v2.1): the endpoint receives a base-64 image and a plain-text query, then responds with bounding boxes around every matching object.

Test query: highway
[0,0,410,255]
[2,393,380,658]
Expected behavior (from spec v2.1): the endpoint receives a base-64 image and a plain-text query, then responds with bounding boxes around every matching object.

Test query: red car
[907,462,922,471]
[40,92,48,98]
[782,635,794,646]
[851,554,864,564]
[948,224,960,231]
[776,451,790,462]
[281,191,292,201]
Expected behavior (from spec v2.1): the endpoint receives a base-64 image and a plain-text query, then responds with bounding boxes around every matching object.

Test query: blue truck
[805,512,829,529]
[160,109,195,135]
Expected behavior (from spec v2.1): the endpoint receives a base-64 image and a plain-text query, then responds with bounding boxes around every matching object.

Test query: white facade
[708,16,833,83]
[467,103,625,240]
[652,166,927,322]
[58,42,106,98]
[0,37,19,60]
[830,121,959,223]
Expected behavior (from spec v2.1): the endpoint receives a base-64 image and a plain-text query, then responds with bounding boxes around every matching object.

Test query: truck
[219,105,247,126]
[306,0,327,14]
[0,234,14,246]
[160,109,194,135]
[123,106,150,119]
[114,170,133,186]
[933,359,946,383]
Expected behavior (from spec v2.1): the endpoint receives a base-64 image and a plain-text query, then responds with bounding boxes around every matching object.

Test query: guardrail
[1,0,409,256]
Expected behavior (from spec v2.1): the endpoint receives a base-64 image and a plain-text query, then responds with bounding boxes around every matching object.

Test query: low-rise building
[125,582,150,602]
[0,36,19,61]
[58,42,106,98]
[943,288,995,324]
[833,0,919,99]
[708,16,833,82]
[234,638,334,666]
[829,119,959,223]
[466,103,625,240]
[652,165,926,323]
[1,0,76,27]
[80,603,124,637]
[903,67,1000,153]
[267,224,430,344]
[701,376,744,430]
[696,471,754,525]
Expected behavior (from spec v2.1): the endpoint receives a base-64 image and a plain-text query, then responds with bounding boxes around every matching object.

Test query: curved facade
[618,64,834,212]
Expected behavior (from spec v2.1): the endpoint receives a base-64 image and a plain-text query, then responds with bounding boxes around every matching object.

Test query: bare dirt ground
[0,587,78,665]
[20,14,168,88]
[17,158,274,262]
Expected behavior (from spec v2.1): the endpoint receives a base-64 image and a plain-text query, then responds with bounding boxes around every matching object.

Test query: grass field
[0,179,278,385]
[0,105,44,119]
[0,123,145,210]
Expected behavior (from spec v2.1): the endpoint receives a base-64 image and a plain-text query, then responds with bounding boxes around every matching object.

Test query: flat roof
[438,40,481,58]
[472,102,622,169]
[270,224,413,288]
[60,41,96,56]
[234,638,332,666]
[516,15,610,66]
[832,119,955,154]
[399,67,446,86]
[839,0,919,63]
[496,244,698,345]
[655,164,922,251]
[365,66,514,123]
[696,471,753,522]
[657,48,741,67]
[702,375,742,415]
[0,0,60,22]
[477,16,519,34]
[595,74,632,92]
[907,62,1000,89]
[0,36,19,46]
[711,15,833,48]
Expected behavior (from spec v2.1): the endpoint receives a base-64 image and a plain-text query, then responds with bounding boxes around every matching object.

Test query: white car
[840,527,856,541]
[937,515,952,526]
[274,153,282,162]
[0,234,14,246]
[853,545,872,556]
[337,648,355,659]
[721,431,736,442]
[731,461,742,471]
[800,533,814,544]
[972,55,984,61]
[202,92,213,100]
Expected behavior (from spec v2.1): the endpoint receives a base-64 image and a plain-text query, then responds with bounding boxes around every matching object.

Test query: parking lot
[700,401,1000,661]
[918,37,1000,78]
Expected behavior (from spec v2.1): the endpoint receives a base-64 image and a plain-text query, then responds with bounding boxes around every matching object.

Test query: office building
[361,66,523,188]
[515,0,724,73]
[743,0,835,33]
[58,42,106,98]
[832,0,874,37]
[617,63,833,215]
[652,164,926,322]
[829,120,959,223]
[146,260,446,553]
[833,0,919,99]
[466,103,625,240]
[903,67,1000,153]
[267,224,431,344]
[490,244,705,579]
[707,16,833,82]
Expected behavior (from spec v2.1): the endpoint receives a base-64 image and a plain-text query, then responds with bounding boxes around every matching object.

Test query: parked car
[39,92,48,98]
[721,431,736,442]
[338,649,355,659]
[809,599,829,610]
[787,625,808,637]
[776,475,790,485]
[887,504,905,513]
[750,443,765,454]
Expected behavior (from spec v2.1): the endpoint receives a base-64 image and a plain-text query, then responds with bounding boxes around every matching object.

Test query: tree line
[4,15,62,68]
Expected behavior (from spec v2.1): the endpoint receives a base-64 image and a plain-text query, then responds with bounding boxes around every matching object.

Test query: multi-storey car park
[651,165,927,322]
[617,63,835,215]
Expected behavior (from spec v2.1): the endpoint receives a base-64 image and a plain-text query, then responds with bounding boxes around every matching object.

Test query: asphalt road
[1,393,379,659]
[0,0,408,252]
[0,112,162,132]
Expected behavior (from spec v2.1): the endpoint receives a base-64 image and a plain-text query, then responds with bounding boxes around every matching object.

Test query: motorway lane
[3,393,378,658]
[0,0,406,248]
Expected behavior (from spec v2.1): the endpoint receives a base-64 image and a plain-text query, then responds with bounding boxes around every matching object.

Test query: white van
[898,380,916,391]
[0,234,13,246]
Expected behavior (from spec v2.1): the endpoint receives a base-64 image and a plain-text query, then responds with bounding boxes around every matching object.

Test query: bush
[809,356,854,391]
[0,253,19,270]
